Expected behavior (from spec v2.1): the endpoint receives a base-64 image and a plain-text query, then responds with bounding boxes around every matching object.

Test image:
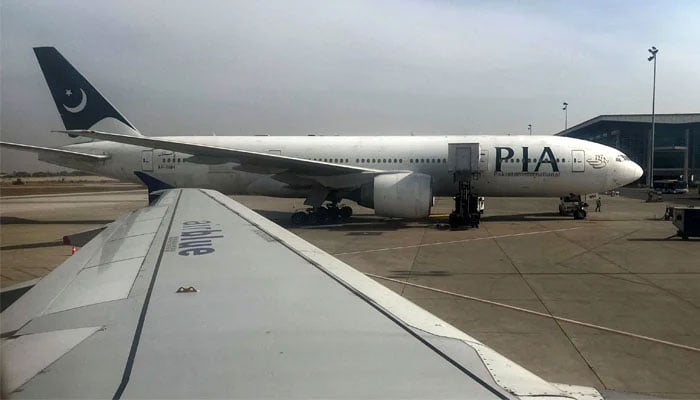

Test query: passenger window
[410,159,413,163]
[563,158,567,162]
[399,159,403,163]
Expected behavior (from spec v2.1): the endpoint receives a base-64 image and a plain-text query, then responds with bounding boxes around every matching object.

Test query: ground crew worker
[595,197,602,212]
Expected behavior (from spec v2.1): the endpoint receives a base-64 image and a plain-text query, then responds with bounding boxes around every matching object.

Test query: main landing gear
[291,203,353,225]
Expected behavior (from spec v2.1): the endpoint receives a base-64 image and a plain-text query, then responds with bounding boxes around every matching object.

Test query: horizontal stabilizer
[0,141,110,162]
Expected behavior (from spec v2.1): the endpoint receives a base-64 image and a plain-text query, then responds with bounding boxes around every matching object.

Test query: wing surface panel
[119,189,512,399]
[2,191,181,398]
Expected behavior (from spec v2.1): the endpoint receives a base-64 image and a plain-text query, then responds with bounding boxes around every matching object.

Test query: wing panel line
[201,189,511,400]
[112,189,182,400]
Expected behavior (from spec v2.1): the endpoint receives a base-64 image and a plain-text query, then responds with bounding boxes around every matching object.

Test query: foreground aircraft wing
[2,189,636,399]
[0,141,110,162]
[55,129,381,177]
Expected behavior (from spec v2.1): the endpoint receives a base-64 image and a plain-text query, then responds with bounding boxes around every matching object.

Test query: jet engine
[357,172,432,218]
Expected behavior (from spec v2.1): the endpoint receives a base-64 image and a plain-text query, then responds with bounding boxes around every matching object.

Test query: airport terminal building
[556,113,700,185]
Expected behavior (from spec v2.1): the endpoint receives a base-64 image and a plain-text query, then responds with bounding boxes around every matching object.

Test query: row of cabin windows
[155,157,183,163]
[151,156,450,165]
[311,158,448,164]
[504,158,566,163]
[152,156,569,165]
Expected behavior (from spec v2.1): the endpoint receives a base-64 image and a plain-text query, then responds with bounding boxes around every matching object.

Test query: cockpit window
[616,154,630,162]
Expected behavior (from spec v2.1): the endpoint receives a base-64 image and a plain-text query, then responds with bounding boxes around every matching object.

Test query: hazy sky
[2,0,699,171]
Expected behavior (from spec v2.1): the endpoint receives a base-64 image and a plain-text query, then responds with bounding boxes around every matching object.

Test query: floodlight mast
[528,123,532,136]
[562,102,568,130]
[647,46,658,188]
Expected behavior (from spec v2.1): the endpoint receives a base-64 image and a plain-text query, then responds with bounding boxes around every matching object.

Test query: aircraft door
[479,148,489,171]
[456,147,471,169]
[448,143,481,181]
[572,150,585,172]
[141,150,153,172]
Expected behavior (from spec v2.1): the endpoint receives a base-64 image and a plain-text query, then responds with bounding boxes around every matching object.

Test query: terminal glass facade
[557,115,700,185]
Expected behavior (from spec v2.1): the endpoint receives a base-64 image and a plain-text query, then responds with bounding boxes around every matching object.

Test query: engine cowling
[358,172,432,218]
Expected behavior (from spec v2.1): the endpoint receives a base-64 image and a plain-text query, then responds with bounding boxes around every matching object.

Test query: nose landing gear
[291,203,353,226]
[559,194,589,220]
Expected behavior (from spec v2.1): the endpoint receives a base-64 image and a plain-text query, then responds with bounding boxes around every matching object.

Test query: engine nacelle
[358,172,432,218]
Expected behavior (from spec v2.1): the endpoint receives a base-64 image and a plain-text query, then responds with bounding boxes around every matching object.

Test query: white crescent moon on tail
[63,88,87,113]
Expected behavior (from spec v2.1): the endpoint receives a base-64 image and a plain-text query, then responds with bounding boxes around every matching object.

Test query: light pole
[562,102,568,130]
[528,124,532,136]
[647,46,658,188]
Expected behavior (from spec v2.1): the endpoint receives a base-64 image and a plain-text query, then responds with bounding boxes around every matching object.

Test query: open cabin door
[572,150,585,172]
[448,143,484,180]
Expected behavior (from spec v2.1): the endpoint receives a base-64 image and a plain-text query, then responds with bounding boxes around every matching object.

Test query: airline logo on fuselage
[586,154,608,169]
[495,146,560,176]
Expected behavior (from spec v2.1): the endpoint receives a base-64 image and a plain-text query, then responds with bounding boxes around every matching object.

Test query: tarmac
[1,187,699,399]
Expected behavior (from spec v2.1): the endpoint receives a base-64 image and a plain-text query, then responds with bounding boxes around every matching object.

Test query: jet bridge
[448,143,484,229]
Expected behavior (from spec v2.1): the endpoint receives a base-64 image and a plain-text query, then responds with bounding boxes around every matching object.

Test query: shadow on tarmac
[0,217,114,225]
[1,240,65,250]
[481,212,570,222]
[628,237,700,242]
[388,270,452,278]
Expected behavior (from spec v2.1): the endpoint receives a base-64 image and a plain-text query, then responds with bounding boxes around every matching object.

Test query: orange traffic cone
[71,246,77,255]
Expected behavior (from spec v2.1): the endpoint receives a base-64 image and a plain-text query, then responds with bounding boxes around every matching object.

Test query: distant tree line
[1,170,95,178]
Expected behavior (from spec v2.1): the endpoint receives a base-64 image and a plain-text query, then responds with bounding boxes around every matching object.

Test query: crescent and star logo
[586,154,608,169]
[62,88,87,113]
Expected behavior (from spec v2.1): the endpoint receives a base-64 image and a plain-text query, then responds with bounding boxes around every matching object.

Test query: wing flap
[0,202,168,336]
[0,326,101,393]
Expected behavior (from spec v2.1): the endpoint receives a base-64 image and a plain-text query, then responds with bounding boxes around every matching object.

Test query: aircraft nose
[631,162,644,181]
[612,158,644,187]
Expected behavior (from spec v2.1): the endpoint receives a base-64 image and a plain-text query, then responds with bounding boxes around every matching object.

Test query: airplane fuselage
[46,135,642,199]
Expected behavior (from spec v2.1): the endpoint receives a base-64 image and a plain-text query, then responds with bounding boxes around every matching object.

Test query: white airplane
[1,47,643,223]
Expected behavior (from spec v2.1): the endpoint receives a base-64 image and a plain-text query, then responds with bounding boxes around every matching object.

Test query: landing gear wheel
[310,207,328,225]
[325,205,340,223]
[340,206,353,220]
[291,211,308,225]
